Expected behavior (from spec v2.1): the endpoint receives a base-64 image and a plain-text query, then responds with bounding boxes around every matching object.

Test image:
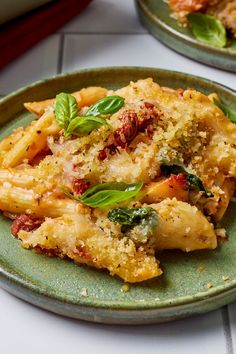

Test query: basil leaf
[80,182,143,208]
[188,13,226,48]
[213,99,236,123]
[79,182,143,208]
[161,163,213,197]
[108,207,154,226]
[86,95,125,116]
[65,116,110,136]
[55,93,78,128]
[63,182,143,208]
[80,182,132,199]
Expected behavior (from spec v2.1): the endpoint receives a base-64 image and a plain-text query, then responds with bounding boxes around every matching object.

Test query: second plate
[136,0,236,72]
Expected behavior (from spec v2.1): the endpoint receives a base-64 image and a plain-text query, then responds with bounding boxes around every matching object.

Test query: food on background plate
[168,0,236,47]
[1,78,236,283]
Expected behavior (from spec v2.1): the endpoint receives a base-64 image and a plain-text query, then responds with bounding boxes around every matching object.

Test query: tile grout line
[222,306,234,354]
[56,31,148,35]
[57,33,65,74]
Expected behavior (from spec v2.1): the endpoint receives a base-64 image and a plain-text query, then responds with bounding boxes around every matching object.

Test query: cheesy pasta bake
[1,78,235,283]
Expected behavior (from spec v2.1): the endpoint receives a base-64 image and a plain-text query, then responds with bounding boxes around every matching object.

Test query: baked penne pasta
[1,78,235,282]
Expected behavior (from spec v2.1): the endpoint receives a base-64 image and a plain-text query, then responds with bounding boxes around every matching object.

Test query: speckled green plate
[136,0,236,72]
[1,67,236,324]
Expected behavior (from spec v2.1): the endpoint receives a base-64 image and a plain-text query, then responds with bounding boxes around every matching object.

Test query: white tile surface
[0,34,60,95]
[63,34,235,90]
[61,0,146,33]
[0,289,227,354]
[228,304,236,352]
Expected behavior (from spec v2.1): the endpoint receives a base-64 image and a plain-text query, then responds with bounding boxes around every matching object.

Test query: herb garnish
[161,163,213,197]
[86,95,125,116]
[108,207,154,226]
[63,182,143,208]
[65,116,111,137]
[187,13,227,48]
[55,94,124,136]
[55,93,78,128]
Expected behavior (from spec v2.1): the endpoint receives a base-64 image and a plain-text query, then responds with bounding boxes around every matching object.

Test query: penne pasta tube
[0,163,62,193]
[24,86,108,117]
[38,197,88,218]
[2,110,60,168]
[151,199,217,252]
[0,185,87,218]
[78,86,108,107]
[0,169,38,189]
[0,127,25,152]
[0,186,39,214]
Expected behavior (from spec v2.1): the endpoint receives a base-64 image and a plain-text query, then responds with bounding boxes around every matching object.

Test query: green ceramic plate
[136,0,236,72]
[0,67,236,324]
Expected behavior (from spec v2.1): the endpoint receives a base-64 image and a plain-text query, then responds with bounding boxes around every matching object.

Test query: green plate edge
[136,0,236,72]
[0,66,236,325]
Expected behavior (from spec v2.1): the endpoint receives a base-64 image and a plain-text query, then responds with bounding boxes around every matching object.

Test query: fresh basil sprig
[63,182,143,208]
[86,96,125,116]
[55,92,78,128]
[65,116,111,137]
[55,93,124,137]
[187,13,226,48]
[161,163,213,198]
[108,207,154,226]
[213,99,236,123]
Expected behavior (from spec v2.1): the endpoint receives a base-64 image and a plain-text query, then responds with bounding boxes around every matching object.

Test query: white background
[0,1,236,353]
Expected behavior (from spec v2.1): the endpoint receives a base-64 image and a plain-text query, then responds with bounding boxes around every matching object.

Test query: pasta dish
[0,78,235,283]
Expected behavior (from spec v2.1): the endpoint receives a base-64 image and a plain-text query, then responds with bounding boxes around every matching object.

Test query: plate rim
[1,269,236,324]
[0,66,235,105]
[1,66,236,323]
[1,254,236,310]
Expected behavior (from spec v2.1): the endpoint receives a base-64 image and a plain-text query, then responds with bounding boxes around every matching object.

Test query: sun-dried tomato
[72,178,90,196]
[11,214,43,237]
[98,104,162,161]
